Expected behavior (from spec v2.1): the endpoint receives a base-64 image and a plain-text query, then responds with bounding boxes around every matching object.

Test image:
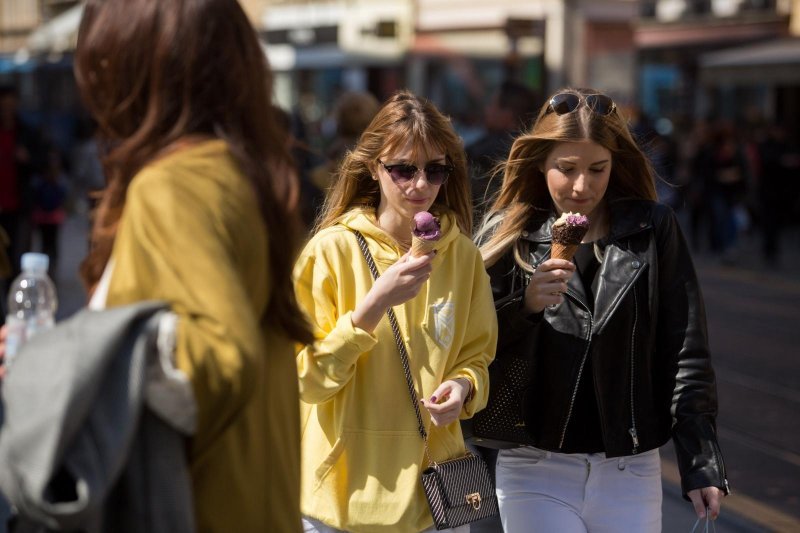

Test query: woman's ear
[368,160,380,180]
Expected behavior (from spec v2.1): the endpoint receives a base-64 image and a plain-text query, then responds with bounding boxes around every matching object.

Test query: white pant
[302,515,470,533]
[496,447,662,533]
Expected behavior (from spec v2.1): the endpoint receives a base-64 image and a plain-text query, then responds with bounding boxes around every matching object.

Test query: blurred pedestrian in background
[756,122,800,264]
[294,90,497,532]
[69,116,106,218]
[311,90,380,193]
[73,0,312,530]
[476,88,729,532]
[706,120,751,261]
[324,91,381,169]
[466,80,537,218]
[273,104,326,232]
[0,84,42,314]
[30,147,68,279]
[682,119,716,251]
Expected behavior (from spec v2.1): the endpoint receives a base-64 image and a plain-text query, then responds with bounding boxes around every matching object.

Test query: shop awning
[699,38,800,85]
[26,4,84,55]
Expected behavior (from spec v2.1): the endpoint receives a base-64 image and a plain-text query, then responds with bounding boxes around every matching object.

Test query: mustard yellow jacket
[294,208,498,532]
[106,140,301,532]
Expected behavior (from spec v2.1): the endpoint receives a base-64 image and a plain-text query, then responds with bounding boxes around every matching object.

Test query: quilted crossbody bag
[353,230,499,530]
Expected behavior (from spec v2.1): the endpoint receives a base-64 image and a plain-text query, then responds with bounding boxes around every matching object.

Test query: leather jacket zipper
[629,289,639,454]
[558,292,593,450]
[711,439,731,494]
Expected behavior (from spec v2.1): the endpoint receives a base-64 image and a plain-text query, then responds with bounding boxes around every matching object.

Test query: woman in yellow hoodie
[294,91,498,532]
[71,0,312,531]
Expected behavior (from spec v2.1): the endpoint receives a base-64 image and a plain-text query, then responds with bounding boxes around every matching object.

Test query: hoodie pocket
[313,434,349,491]
[423,299,456,352]
[314,429,424,527]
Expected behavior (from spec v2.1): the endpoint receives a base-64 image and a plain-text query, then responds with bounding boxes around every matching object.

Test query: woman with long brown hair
[73,0,311,530]
[476,88,728,531]
[294,90,497,532]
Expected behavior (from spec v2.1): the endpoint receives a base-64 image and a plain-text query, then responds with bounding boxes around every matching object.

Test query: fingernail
[430,396,437,403]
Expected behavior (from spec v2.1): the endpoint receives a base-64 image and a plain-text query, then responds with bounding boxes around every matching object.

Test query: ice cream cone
[410,236,438,257]
[551,242,579,262]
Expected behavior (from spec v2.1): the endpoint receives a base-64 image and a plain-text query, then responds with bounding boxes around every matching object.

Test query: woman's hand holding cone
[523,259,576,314]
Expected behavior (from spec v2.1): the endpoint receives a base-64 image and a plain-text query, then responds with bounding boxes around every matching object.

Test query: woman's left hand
[420,378,470,427]
[687,486,724,520]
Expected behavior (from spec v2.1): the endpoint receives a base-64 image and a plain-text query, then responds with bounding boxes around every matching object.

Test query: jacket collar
[521,197,655,245]
[517,197,655,331]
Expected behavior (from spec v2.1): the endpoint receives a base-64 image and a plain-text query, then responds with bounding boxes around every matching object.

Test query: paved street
[685,228,800,532]
[6,212,798,532]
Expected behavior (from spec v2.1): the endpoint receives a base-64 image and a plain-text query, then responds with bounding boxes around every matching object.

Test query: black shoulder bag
[353,230,499,530]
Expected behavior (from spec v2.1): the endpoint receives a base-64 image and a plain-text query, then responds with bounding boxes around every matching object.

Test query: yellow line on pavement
[661,458,800,532]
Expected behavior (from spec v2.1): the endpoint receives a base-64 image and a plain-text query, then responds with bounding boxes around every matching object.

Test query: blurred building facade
[0,0,40,53]
[259,0,640,130]
[261,0,414,133]
[0,0,796,147]
[0,0,81,152]
[636,0,799,135]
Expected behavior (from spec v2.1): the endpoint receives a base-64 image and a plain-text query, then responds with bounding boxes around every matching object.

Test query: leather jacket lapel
[593,245,647,334]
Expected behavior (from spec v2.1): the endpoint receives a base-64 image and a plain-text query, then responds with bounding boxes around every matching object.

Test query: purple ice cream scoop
[412,211,441,240]
[552,212,590,245]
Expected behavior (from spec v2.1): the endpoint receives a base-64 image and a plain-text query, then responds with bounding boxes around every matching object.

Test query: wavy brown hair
[477,87,658,269]
[314,90,472,236]
[74,0,311,343]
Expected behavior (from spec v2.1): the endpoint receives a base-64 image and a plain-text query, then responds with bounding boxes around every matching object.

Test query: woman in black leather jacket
[475,88,729,532]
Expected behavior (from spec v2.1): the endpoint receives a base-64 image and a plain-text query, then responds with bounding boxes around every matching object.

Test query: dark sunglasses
[379,160,453,186]
[547,92,616,116]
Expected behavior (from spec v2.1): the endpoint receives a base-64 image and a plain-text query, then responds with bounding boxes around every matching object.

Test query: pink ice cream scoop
[410,211,441,256]
[412,211,441,240]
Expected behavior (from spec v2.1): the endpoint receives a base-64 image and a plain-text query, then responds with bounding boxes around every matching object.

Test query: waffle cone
[410,236,438,257]
[551,242,579,261]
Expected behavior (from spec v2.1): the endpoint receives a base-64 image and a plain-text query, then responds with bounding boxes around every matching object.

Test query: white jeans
[495,447,662,533]
[302,515,470,533]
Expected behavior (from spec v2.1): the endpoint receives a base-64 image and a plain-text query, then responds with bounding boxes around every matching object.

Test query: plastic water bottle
[4,253,58,367]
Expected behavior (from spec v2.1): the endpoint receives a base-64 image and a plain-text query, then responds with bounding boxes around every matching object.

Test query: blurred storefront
[410,0,638,124]
[259,0,639,141]
[262,0,413,129]
[635,0,797,129]
[699,37,800,136]
[0,1,82,152]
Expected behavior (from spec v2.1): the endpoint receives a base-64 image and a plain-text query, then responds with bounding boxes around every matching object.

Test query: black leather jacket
[489,199,729,496]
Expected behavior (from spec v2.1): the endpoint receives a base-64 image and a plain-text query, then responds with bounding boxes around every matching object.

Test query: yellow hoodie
[106,140,301,532]
[294,207,498,532]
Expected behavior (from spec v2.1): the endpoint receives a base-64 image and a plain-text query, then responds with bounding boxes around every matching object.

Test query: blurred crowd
[0,83,103,308]
[282,84,800,266]
[641,113,799,265]
[1,78,799,303]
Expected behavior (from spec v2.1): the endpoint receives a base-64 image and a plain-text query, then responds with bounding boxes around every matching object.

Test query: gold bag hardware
[465,492,482,510]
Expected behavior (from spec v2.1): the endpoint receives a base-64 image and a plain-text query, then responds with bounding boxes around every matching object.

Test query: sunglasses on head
[379,159,453,186]
[547,92,616,116]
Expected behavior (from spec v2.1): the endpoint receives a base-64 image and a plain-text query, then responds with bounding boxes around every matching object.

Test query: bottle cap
[21,252,50,274]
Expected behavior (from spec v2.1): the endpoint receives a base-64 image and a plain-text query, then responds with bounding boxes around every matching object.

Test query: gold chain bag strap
[352,230,499,530]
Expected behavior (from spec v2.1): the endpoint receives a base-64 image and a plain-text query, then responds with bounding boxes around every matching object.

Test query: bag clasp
[465,492,482,510]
